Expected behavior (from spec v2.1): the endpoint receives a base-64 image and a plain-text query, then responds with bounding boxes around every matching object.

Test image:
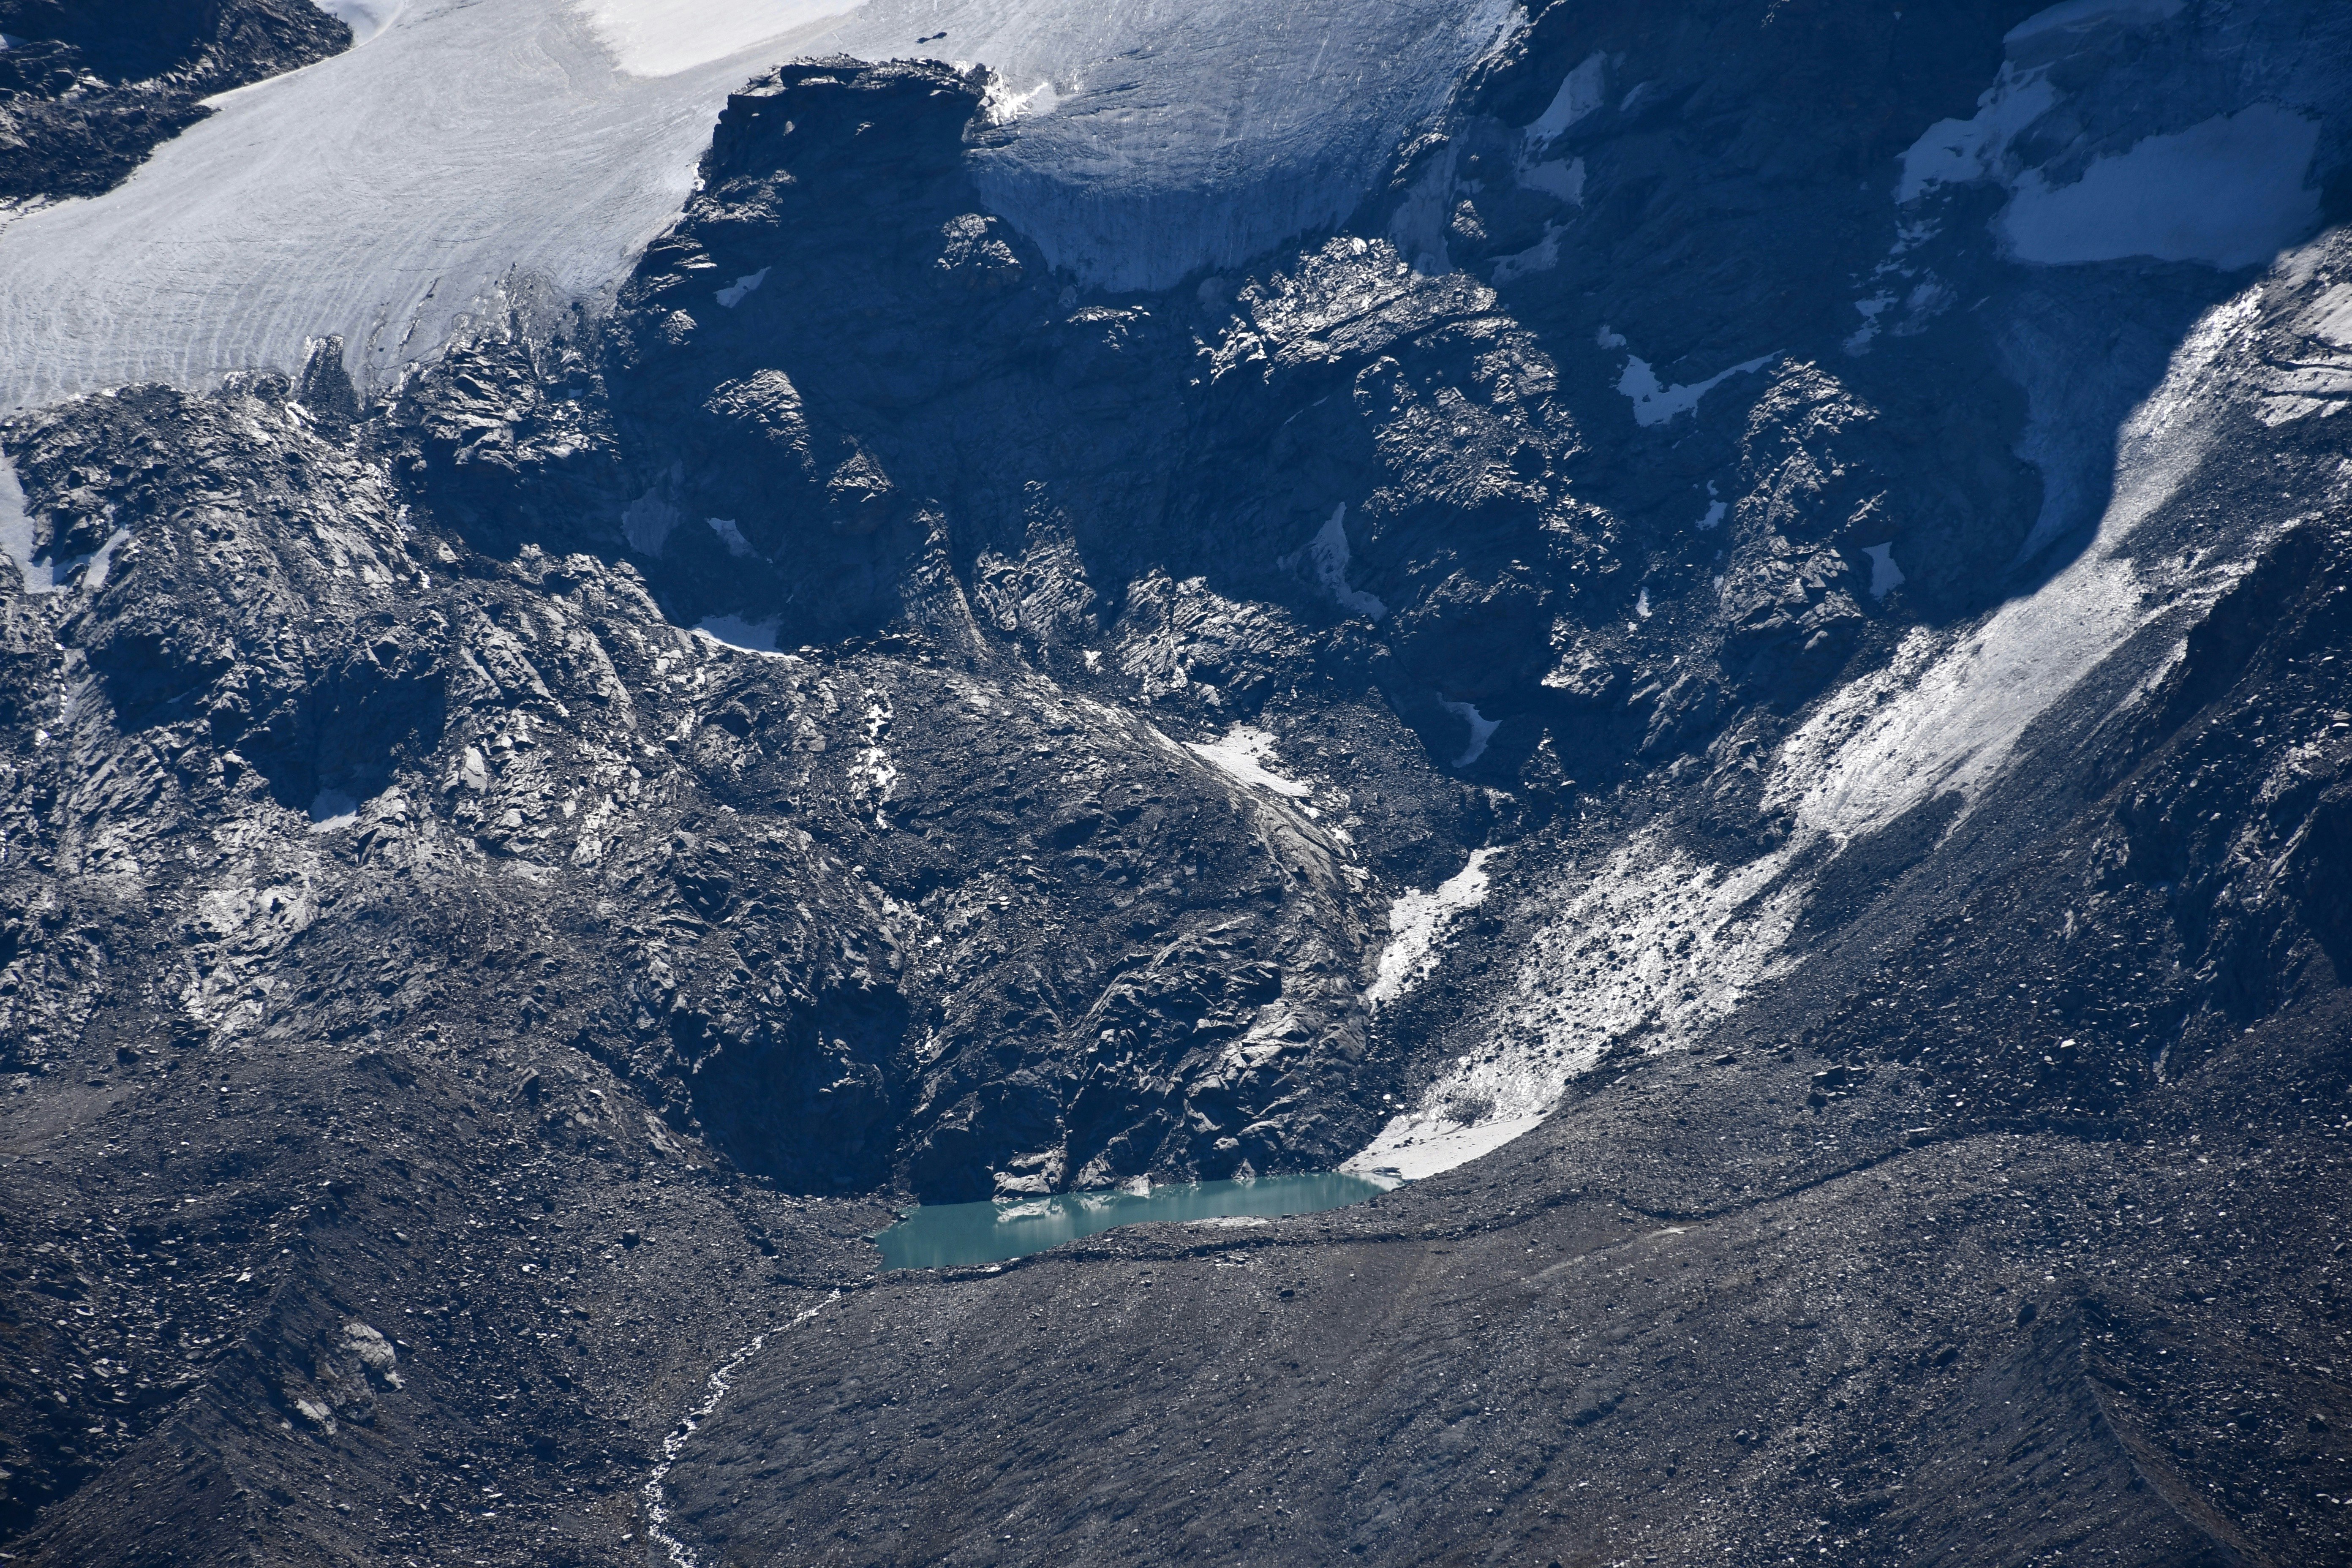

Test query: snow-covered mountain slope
[0,0,1514,409]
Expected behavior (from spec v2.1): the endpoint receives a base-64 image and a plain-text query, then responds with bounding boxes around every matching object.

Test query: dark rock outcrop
[0,0,350,202]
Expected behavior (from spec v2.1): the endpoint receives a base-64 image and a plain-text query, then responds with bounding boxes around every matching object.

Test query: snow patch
[622,490,679,555]
[1187,725,1312,799]
[714,266,769,308]
[1617,351,1779,427]
[2000,105,2321,270]
[0,454,46,593]
[694,615,784,654]
[1517,155,1584,205]
[1491,223,1564,284]
[1897,63,2061,205]
[1367,849,1495,1007]
[1844,291,1896,355]
[706,516,754,555]
[81,528,132,592]
[1526,52,1605,143]
[1293,504,1387,620]
[1438,699,1497,768]
[1768,264,2281,846]
[307,789,360,830]
[1695,481,1726,531]
[1348,831,1805,1181]
[1863,542,1904,600]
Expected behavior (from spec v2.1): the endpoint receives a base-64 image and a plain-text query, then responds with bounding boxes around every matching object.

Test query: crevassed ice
[0,0,1518,407]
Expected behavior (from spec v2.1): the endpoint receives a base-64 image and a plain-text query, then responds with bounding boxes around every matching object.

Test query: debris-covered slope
[3,0,2352,1563]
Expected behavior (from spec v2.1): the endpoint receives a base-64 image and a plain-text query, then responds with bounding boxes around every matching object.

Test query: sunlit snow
[1366,848,1494,1008]
[1186,726,1312,799]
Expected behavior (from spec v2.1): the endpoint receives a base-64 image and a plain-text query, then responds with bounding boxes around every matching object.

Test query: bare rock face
[5,1,2352,1565]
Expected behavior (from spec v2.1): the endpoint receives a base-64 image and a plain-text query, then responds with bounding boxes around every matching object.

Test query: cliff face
[4,0,2352,1563]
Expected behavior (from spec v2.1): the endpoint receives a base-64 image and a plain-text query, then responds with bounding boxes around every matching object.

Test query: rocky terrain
[0,0,349,202]
[3,0,2352,1563]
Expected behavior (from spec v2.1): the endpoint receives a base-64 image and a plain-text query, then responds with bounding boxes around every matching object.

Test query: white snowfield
[1353,231,2350,1181]
[0,0,1514,408]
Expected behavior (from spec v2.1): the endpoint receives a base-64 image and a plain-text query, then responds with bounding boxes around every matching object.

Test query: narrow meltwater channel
[874,1172,1402,1269]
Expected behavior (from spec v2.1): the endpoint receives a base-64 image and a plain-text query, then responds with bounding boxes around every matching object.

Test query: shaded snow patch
[1618,351,1779,427]
[1438,699,1497,767]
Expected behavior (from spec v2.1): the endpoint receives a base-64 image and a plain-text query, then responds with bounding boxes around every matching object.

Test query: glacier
[0,0,1516,408]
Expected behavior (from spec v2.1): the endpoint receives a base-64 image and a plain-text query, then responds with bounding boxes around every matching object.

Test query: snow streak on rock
[1367,848,1494,1009]
[1350,833,1804,1180]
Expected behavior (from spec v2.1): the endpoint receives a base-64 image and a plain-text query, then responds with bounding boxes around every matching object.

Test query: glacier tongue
[0,0,1515,409]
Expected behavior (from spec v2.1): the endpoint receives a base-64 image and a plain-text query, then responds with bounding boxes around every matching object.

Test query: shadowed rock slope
[0,0,350,202]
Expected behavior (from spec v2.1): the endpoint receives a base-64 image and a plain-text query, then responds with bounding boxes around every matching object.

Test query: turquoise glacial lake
[874,1172,1400,1270]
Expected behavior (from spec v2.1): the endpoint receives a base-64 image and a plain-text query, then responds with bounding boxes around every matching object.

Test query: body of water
[874,1171,1400,1270]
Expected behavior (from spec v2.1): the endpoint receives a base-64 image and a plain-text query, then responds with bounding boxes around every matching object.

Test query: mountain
[2,0,2350,1563]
